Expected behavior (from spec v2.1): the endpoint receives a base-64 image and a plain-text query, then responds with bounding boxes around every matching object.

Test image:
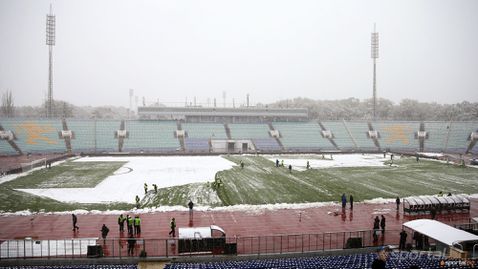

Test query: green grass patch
[142,182,222,207]
[0,160,130,212]
[213,155,478,205]
[7,161,126,188]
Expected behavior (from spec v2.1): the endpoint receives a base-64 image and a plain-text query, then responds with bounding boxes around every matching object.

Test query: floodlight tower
[129,89,134,119]
[371,24,379,121]
[46,4,56,118]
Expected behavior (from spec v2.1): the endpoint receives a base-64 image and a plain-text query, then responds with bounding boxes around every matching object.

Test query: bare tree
[1,90,15,117]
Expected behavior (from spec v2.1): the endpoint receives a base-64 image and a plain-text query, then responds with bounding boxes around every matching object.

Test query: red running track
[0,199,476,257]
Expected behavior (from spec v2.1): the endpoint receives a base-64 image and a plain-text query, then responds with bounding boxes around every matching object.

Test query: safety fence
[0,229,408,259]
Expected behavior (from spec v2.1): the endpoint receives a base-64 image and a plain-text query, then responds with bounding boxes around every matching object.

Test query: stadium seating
[320,121,356,150]
[89,120,119,152]
[1,119,66,153]
[156,121,182,151]
[229,123,270,139]
[184,138,210,152]
[183,123,228,139]
[374,121,419,151]
[0,139,18,155]
[423,122,450,152]
[252,138,282,151]
[445,122,476,154]
[123,121,180,152]
[67,120,96,152]
[0,265,137,269]
[273,122,332,151]
[0,119,476,154]
[341,121,377,150]
[65,120,119,152]
[164,252,473,269]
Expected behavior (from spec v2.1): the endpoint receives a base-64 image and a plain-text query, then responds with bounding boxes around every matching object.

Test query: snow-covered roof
[403,219,478,246]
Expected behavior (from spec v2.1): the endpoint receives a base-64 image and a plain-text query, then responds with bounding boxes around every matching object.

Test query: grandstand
[123,120,180,152]
[164,252,475,269]
[229,123,270,139]
[424,121,450,152]
[0,119,477,156]
[1,119,64,153]
[374,121,418,152]
[183,122,228,139]
[272,121,332,151]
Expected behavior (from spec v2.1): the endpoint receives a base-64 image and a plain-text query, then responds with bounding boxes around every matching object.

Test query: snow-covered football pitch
[1,154,477,212]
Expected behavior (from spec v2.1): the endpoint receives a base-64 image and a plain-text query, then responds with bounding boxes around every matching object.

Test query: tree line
[1,90,477,121]
[269,97,478,121]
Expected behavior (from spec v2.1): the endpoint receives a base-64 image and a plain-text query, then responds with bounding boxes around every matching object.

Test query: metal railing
[0,229,403,259]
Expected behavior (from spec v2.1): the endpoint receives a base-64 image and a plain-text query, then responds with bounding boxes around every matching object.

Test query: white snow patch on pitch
[17,156,235,204]
[266,154,392,171]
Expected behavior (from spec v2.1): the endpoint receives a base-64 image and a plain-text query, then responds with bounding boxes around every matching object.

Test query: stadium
[2,1,478,269]
[1,107,478,269]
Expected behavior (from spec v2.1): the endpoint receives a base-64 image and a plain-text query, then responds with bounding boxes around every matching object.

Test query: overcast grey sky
[1,0,477,107]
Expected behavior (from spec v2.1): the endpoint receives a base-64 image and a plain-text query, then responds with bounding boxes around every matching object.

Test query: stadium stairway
[268,122,285,150]
[176,120,185,151]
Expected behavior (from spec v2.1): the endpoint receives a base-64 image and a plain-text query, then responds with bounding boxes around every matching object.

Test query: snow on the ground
[18,156,235,204]
[0,158,71,185]
[3,193,476,216]
[419,152,444,158]
[266,154,393,171]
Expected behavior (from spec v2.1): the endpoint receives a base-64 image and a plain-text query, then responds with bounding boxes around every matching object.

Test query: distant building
[137,106,308,123]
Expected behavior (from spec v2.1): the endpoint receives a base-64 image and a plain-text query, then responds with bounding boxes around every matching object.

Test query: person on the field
[306,161,310,169]
[288,164,292,173]
[127,234,136,255]
[380,215,386,233]
[188,200,194,220]
[134,215,141,235]
[135,195,140,208]
[240,160,244,169]
[118,214,125,232]
[281,160,284,167]
[275,159,279,167]
[169,217,176,237]
[399,230,408,250]
[349,194,354,210]
[72,214,79,231]
[127,215,133,234]
[430,207,437,220]
[101,224,109,243]
[395,197,400,210]
[373,216,380,242]
[341,193,347,209]
[153,184,158,193]
[144,183,148,194]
